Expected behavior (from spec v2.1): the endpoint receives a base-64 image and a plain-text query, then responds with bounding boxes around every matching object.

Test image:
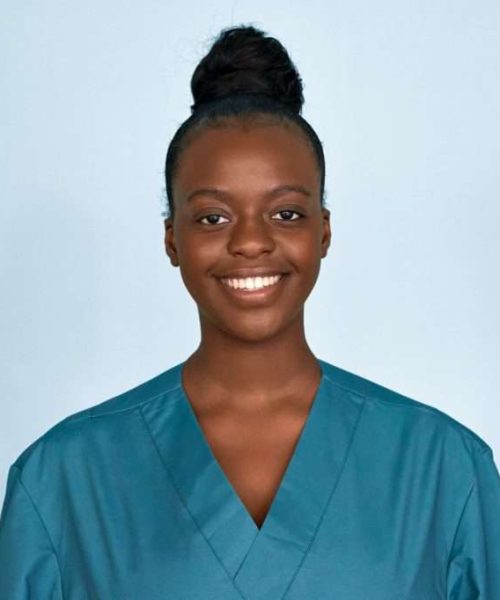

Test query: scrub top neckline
[140,357,365,599]
[177,356,326,533]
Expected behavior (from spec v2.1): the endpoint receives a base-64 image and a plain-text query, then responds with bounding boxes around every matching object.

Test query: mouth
[216,273,288,301]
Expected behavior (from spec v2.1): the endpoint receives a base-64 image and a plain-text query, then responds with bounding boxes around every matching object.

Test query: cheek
[288,229,323,267]
[176,235,223,291]
[176,228,219,267]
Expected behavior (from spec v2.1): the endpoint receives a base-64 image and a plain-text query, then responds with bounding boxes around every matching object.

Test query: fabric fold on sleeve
[446,448,500,600]
[0,465,63,600]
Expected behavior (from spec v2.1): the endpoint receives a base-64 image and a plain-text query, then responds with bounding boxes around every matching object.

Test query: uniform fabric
[1,358,499,599]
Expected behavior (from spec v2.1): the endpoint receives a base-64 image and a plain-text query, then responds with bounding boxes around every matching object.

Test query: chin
[218,314,294,344]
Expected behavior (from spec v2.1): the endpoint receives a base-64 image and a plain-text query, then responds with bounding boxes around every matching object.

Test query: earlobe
[164,218,179,267]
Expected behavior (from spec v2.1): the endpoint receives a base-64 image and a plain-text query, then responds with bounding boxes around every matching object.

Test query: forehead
[174,119,319,197]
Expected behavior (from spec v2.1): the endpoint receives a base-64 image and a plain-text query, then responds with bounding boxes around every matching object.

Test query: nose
[227,215,276,258]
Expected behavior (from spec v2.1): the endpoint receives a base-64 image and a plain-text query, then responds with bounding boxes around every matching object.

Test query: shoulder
[318,358,493,460]
[11,361,184,477]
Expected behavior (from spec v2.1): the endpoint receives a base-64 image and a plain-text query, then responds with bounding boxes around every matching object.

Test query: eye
[272,210,303,221]
[198,214,230,226]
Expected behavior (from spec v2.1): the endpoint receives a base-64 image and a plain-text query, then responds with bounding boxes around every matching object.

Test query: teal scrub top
[1,358,499,599]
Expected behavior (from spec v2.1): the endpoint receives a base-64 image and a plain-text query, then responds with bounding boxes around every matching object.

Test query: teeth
[221,274,283,291]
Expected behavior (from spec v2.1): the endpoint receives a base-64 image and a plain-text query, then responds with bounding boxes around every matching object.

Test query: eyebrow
[185,184,312,203]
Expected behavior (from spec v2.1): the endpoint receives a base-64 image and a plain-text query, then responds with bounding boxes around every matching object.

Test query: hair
[163,25,326,219]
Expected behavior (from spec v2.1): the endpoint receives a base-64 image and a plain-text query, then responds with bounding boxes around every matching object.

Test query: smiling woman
[1,24,500,600]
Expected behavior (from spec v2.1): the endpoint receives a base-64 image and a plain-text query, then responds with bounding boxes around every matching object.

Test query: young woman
[1,25,499,599]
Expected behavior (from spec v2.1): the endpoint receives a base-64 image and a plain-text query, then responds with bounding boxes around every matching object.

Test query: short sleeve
[0,465,63,599]
[446,448,500,599]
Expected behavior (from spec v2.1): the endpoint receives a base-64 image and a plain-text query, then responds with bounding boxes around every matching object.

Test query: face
[164,118,331,343]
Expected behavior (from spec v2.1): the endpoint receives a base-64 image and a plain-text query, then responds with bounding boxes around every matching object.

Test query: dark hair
[163,25,326,219]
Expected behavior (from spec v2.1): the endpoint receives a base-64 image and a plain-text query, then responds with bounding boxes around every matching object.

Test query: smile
[219,274,284,292]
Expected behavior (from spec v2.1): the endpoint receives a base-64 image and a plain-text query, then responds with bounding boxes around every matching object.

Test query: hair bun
[190,25,304,114]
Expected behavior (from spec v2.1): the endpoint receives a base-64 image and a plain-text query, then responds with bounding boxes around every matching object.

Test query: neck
[182,315,321,411]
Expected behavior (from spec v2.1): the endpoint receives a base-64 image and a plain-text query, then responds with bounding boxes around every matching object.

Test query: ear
[164,218,180,267]
[320,207,332,258]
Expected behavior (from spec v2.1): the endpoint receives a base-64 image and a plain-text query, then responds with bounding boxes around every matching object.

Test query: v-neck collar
[140,358,365,600]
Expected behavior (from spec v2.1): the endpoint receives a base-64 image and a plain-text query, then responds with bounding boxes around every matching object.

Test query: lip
[215,268,289,279]
[216,273,288,301]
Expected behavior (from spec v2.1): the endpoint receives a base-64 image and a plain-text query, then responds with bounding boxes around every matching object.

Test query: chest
[195,407,308,529]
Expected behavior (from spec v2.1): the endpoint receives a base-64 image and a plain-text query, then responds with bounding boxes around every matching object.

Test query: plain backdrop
[1,1,499,496]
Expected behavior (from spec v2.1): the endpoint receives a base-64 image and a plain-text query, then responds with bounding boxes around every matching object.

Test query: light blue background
[1,1,499,495]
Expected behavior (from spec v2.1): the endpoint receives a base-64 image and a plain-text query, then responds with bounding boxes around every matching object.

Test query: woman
[1,24,499,599]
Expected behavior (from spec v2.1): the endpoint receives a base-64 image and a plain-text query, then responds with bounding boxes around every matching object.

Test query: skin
[164,117,332,527]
